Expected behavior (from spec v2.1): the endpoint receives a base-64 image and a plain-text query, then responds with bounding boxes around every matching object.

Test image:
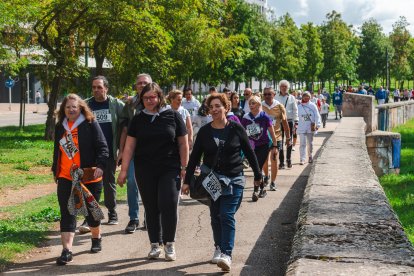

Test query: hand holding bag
[81,167,98,183]
[190,124,229,203]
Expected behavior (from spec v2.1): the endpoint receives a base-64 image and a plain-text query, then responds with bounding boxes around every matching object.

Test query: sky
[267,0,414,34]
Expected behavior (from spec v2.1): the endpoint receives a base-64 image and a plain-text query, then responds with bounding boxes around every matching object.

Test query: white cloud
[267,0,414,34]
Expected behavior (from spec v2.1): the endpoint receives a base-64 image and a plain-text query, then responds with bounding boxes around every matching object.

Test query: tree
[33,0,92,140]
[319,11,356,89]
[358,19,389,85]
[270,13,306,87]
[300,22,323,88]
[389,16,412,89]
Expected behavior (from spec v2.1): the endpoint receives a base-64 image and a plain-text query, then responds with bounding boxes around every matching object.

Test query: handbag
[301,104,317,132]
[81,167,98,183]
[190,124,229,203]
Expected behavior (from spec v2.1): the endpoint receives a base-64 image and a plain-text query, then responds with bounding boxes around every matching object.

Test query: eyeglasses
[244,93,251,96]
[263,93,272,96]
[137,81,149,86]
[142,95,158,102]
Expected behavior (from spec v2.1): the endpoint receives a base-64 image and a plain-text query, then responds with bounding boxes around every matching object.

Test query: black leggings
[254,144,270,188]
[280,121,294,163]
[57,178,102,232]
[135,165,181,244]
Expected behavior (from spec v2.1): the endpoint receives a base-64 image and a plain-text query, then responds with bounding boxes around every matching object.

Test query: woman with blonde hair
[241,96,278,201]
[52,93,109,265]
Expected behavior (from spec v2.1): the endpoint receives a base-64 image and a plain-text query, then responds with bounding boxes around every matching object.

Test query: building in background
[245,0,268,15]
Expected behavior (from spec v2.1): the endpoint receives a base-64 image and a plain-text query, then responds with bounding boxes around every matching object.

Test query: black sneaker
[263,175,269,186]
[278,163,285,170]
[91,238,102,253]
[258,189,267,198]
[107,211,118,225]
[270,182,277,191]
[125,220,139,234]
[252,191,259,202]
[56,248,73,265]
[78,220,90,234]
[287,160,292,168]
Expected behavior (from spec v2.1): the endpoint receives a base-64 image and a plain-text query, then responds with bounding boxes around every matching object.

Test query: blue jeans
[127,159,140,221]
[209,180,244,257]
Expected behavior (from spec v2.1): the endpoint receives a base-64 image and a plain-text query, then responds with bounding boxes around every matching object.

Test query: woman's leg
[307,133,314,158]
[299,133,307,162]
[85,181,103,238]
[136,166,161,244]
[57,178,77,250]
[157,169,181,243]
[219,184,244,257]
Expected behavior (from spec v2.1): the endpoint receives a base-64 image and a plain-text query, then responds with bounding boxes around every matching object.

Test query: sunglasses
[263,93,272,96]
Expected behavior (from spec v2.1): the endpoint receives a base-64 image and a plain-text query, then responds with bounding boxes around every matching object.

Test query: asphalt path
[0,104,48,127]
[4,116,339,276]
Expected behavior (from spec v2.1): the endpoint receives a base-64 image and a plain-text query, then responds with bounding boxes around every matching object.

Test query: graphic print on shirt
[93,109,112,123]
[59,132,78,159]
[246,121,262,141]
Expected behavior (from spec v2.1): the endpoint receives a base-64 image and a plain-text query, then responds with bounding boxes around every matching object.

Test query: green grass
[0,125,53,190]
[0,194,60,271]
[380,118,414,244]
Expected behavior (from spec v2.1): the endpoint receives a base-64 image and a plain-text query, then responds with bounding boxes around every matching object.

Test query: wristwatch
[180,165,187,170]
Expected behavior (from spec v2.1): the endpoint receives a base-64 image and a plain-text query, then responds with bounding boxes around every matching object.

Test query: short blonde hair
[168,89,183,101]
[249,95,262,105]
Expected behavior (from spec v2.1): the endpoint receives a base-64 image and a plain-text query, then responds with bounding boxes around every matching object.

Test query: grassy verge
[379,118,414,244]
[0,184,128,271]
[0,124,128,271]
[0,125,53,190]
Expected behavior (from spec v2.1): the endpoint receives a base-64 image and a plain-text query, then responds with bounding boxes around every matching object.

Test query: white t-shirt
[181,97,201,118]
[192,115,212,136]
[297,102,321,134]
[320,103,329,114]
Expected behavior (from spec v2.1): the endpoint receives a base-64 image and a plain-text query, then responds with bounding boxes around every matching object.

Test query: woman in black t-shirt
[117,83,189,262]
[230,92,244,121]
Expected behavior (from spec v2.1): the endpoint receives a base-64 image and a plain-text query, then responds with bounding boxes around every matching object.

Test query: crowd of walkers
[52,75,333,271]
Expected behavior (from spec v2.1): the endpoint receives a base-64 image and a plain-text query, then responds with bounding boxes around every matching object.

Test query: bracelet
[180,165,187,170]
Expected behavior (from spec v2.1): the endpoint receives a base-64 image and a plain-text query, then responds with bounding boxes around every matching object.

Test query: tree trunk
[95,54,105,76]
[44,75,62,140]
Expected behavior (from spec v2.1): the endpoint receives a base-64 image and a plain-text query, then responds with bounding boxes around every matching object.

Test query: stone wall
[377,100,414,131]
[342,92,376,132]
[366,131,401,176]
[286,117,414,275]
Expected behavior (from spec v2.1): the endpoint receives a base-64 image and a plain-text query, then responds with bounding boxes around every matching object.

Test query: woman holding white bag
[297,91,321,165]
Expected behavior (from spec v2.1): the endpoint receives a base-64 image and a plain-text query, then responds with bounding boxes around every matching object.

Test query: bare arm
[186,116,193,150]
[116,135,136,187]
[117,126,128,165]
[177,135,189,180]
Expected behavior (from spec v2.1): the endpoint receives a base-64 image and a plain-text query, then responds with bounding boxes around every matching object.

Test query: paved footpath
[4,116,339,276]
[0,104,48,127]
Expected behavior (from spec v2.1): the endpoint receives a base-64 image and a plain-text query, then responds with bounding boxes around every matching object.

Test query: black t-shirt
[88,98,113,158]
[127,108,187,169]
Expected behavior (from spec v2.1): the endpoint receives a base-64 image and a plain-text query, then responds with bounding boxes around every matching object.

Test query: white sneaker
[78,220,90,234]
[148,243,162,259]
[299,160,305,165]
[211,246,221,264]
[217,253,231,271]
[292,147,296,151]
[164,242,176,261]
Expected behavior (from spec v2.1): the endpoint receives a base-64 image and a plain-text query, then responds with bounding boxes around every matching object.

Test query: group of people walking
[51,75,324,271]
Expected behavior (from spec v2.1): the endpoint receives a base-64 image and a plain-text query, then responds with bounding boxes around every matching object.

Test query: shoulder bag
[190,123,230,203]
